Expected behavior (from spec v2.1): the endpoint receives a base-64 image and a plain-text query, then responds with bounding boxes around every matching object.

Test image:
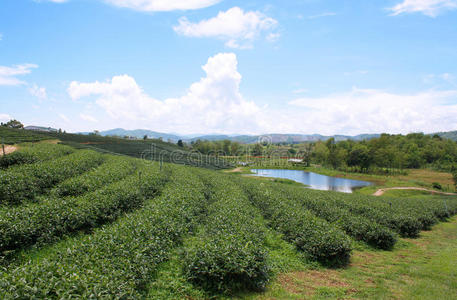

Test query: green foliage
[432,182,442,190]
[1,143,457,298]
[53,155,139,197]
[0,165,162,254]
[0,165,210,298]
[0,143,74,169]
[0,150,105,205]
[0,127,48,144]
[452,166,457,191]
[183,173,270,293]
[236,177,352,266]
[278,184,397,249]
[0,119,24,129]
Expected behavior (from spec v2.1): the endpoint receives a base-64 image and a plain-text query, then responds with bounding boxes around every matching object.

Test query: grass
[381,189,437,198]
[247,216,457,300]
[130,211,457,299]
[226,166,456,196]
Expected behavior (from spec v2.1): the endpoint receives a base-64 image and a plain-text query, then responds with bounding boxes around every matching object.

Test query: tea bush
[0,162,168,253]
[0,143,74,169]
[183,173,270,293]
[0,150,105,205]
[0,165,212,299]
[235,178,352,266]
[53,155,140,197]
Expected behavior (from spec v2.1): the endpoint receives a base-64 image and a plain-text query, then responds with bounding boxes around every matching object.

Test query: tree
[452,165,457,191]
[177,139,184,147]
[1,119,24,129]
[143,135,148,140]
[348,144,372,171]
[252,143,263,157]
[302,143,313,167]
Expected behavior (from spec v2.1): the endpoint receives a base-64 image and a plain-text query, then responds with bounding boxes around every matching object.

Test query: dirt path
[225,167,242,173]
[0,145,18,156]
[373,187,456,196]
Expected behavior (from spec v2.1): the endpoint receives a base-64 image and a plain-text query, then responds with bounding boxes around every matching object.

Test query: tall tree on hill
[452,165,457,191]
[1,119,24,129]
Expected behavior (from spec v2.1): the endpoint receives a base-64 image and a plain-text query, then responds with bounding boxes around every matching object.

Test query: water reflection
[251,169,373,193]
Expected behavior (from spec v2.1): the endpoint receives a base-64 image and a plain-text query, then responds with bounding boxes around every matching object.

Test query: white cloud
[173,7,278,49]
[0,64,38,86]
[292,88,308,94]
[59,114,70,122]
[0,33,3,41]
[80,114,98,122]
[390,0,457,17]
[67,53,457,135]
[68,53,263,134]
[307,12,337,19]
[103,0,220,12]
[344,70,369,76]
[28,84,47,99]
[288,87,457,134]
[0,114,12,123]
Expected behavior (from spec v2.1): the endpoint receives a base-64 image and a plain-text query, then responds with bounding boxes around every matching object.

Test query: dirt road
[0,145,17,156]
[373,187,456,196]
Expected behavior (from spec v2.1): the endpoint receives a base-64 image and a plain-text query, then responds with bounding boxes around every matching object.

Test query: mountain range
[76,128,457,144]
[88,128,383,144]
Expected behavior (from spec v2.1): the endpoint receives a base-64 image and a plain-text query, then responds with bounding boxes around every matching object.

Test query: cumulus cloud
[28,84,47,99]
[0,64,37,86]
[307,12,337,19]
[390,0,457,17]
[0,114,12,123]
[59,114,70,122]
[80,114,98,122]
[68,53,263,134]
[288,87,457,134]
[103,0,220,12]
[173,7,279,49]
[67,53,457,135]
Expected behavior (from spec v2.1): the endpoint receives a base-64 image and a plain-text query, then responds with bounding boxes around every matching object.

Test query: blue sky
[1,0,457,135]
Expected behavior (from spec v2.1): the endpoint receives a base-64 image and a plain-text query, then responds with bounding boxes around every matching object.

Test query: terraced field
[1,143,457,298]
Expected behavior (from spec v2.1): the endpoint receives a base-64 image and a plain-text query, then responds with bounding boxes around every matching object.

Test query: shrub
[0,165,211,299]
[236,178,352,266]
[0,150,105,205]
[0,143,74,169]
[183,172,270,293]
[0,162,168,253]
[432,182,442,190]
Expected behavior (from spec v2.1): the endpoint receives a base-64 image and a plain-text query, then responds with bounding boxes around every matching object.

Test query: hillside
[0,127,230,170]
[1,142,456,298]
[435,130,457,141]
[92,128,382,144]
[80,128,457,144]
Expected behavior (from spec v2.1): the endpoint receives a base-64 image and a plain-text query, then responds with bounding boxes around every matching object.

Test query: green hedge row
[0,150,105,205]
[52,155,140,197]
[277,184,397,249]
[0,163,168,254]
[0,165,211,299]
[236,178,352,266]
[0,143,74,169]
[183,172,270,293]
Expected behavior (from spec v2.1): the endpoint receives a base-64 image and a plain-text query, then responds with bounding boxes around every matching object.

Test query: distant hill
[434,131,457,141]
[79,128,457,144]
[88,129,382,144]
[97,128,182,142]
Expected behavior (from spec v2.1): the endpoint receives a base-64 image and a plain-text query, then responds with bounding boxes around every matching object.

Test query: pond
[251,169,373,193]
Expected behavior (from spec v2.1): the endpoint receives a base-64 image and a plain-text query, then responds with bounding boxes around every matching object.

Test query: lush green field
[1,143,456,298]
[0,127,49,145]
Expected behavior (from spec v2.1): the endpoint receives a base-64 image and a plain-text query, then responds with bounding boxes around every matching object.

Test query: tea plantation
[1,143,457,298]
